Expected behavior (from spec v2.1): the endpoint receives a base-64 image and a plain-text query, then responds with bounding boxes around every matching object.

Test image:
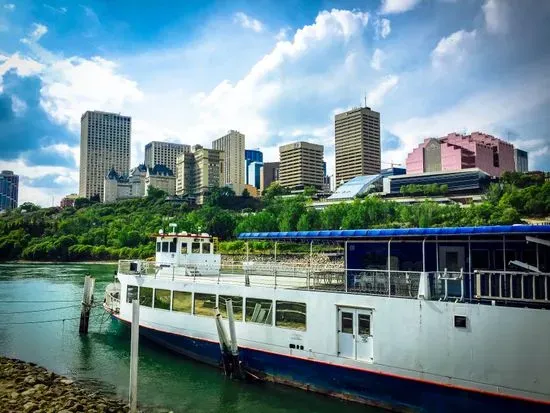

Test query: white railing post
[129,300,139,413]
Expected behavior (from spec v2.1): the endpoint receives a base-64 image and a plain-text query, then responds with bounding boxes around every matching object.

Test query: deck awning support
[387,238,392,297]
[468,236,472,302]
[274,242,278,263]
[246,241,249,262]
[422,238,426,273]
[344,240,348,293]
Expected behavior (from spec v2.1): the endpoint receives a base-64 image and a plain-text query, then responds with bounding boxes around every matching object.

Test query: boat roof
[237,224,550,241]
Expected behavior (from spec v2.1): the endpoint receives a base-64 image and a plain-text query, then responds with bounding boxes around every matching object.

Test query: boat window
[154,289,171,310]
[173,291,192,313]
[192,242,201,254]
[194,293,216,316]
[170,239,177,253]
[245,298,273,325]
[219,296,243,320]
[358,314,371,336]
[181,242,188,254]
[472,249,490,270]
[126,285,138,303]
[139,287,153,307]
[162,242,169,253]
[202,242,211,254]
[341,311,353,334]
[275,301,306,331]
[156,242,161,252]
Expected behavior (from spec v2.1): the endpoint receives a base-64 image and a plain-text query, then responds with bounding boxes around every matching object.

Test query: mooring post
[129,299,140,413]
[79,275,95,334]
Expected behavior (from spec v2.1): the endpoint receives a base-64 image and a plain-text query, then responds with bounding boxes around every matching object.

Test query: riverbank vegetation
[0,173,549,261]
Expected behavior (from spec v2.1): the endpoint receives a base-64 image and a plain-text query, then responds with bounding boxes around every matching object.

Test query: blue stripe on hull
[115,318,549,413]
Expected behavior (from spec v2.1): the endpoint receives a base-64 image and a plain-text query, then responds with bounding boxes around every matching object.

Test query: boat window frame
[275,300,307,331]
[161,242,169,253]
[192,242,201,254]
[202,242,211,254]
[172,290,193,313]
[139,286,153,307]
[245,297,273,325]
[154,288,171,311]
[194,292,217,317]
[126,285,138,304]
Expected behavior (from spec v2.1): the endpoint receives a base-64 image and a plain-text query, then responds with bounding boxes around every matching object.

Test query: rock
[60,379,74,385]
[10,391,19,398]
[21,387,36,397]
[23,401,38,412]
[34,383,48,392]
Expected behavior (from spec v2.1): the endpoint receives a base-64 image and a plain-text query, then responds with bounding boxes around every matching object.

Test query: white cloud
[275,27,290,41]
[21,23,48,44]
[366,75,399,107]
[431,29,476,69]
[370,48,385,71]
[380,0,422,14]
[375,18,391,39]
[483,0,510,34]
[233,12,264,33]
[11,95,27,116]
[0,53,44,92]
[39,56,144,131]
[4,4,15,11]
[44,4,68,14]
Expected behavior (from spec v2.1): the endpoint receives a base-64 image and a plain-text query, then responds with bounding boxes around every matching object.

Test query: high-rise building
[335,106,381,185]
[279,142,324,190]
[0,170,19,211]
[212,130,245,194]
[245,149,263,185]
[406,132,516,177]
[144,141,190,172]
[248,161,263,189]
[175,145,225,204]
[514,149,529,173]
[262,162,280,190]
[79,111,131,200]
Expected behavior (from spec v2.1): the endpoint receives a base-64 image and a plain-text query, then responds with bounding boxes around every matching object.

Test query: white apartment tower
[144,141,190,172]
[79,111,131,200]
[212,130,245,194]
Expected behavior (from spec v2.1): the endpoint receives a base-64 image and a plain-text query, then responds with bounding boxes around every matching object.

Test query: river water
[0,263,380,413]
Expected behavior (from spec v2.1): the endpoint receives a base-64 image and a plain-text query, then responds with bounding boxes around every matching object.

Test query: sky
[0,0,549,206]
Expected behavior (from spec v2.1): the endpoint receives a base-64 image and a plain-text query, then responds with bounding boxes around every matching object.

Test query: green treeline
[0,173,549,262]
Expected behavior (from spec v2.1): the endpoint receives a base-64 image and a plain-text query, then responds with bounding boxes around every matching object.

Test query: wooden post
[79,275,95,334]
[129,300,140,413]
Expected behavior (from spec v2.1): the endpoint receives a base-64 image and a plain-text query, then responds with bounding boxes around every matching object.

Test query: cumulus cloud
[39,56,143,131]
[21,23,48,44]
[0,53,44,92]
[275,27,290,41]
[370,48,385,71]
[380,0,422,14]
[483,0,510,34]
[366,75,399,107]
[233,12,264,33]
[431,29,476,69]
[375,18,391,39]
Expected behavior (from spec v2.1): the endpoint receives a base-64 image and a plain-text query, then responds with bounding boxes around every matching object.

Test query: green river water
[0,263,380,413]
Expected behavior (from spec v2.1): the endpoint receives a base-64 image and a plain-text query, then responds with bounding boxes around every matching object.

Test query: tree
[242,188,251,198]
[147,186,168,200]
[19,202,41,212]
[204,187,236,209]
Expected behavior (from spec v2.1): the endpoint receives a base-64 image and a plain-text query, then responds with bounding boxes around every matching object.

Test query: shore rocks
[0,357,130,413]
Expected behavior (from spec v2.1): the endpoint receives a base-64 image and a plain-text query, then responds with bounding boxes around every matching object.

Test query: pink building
[406,132,516,177]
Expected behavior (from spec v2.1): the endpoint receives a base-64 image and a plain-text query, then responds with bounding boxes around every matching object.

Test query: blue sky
[0,0,549,206]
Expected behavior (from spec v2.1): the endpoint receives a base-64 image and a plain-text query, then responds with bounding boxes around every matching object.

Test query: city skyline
[0,0,549,206]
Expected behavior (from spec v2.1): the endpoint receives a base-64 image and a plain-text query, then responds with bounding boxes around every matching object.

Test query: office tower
[514,149,529,173]
[279,142,324,190]
[245,149,263,185]
[335,106,381,185]
[79,111,131,200]
[406,132,516,177]
[0,170,19,210]
[144,141,190,172]
[212,130,245,194]
[175,145,225,204]
[262,162,280,190]
[248,161,263,189]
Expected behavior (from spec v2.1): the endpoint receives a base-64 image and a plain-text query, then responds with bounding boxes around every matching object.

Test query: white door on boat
[355,309,373,362]
[338,309,355,359]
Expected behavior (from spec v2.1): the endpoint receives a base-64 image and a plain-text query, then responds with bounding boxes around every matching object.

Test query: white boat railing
[116,260,550,305]
[474,270,550,303]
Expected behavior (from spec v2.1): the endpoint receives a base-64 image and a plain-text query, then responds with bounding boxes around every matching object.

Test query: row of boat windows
[126,285,306,331]
[156,241,213,254]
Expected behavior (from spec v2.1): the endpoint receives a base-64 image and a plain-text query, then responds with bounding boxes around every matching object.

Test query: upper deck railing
[117,260,550,306]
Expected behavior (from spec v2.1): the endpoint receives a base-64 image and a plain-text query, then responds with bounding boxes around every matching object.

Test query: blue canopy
[237,225,550,241]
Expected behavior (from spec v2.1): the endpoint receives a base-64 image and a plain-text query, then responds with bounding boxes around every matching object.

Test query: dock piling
[78,275,95,334]
[129,299,140,413]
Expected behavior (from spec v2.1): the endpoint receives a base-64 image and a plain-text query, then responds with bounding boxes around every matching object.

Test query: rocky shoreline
[0,357,130,413]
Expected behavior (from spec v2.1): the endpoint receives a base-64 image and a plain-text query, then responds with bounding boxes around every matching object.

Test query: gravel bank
[0,357,130,413]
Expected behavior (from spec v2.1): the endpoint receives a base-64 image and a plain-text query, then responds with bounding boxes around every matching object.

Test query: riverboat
[103,224,550,412]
